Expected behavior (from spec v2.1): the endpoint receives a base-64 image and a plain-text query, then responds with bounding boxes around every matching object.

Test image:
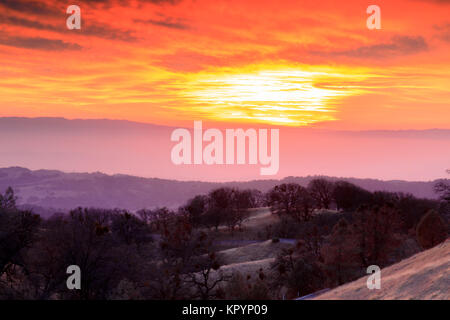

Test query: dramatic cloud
[80,23,138,42]
[0,35,82,50]
[71,0,182,8]
[312,36,428,59]
[0,0,449,132]
[0,14,60,31]
[0,0,61,16]
[135,17,189,30]
[0,13,137,42]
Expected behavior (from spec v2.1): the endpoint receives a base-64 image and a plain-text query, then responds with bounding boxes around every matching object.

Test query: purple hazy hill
[0,166,446,216]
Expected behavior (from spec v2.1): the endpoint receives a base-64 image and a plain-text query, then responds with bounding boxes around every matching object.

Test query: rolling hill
[0,166,446,216]
[314,239,449,300]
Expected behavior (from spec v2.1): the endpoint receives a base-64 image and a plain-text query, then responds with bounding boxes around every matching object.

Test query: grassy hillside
[315,239,450,300]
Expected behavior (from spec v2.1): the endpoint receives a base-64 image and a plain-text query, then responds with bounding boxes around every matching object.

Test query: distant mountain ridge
[0,167,446,216]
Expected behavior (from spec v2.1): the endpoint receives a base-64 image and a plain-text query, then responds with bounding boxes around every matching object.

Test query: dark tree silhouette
[416,210,447,250]
[0,187,17,211]
[0,187,41,297]
[332,181,372,211]
[267,183,314,221]
[182,195,208,228]
[434,170,450,203]
[308,179,335,209]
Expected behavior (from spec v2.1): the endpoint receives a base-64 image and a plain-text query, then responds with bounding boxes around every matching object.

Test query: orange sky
[0,0,449,130]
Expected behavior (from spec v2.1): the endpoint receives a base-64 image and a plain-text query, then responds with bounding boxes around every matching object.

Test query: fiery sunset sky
[0,0,450,129]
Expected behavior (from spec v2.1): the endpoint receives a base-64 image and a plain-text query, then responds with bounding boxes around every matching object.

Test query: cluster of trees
[266,177,450,229]
[0,186,263,299]
[434,170,450,202]
[137,188,261,233]
[179,188,261,231]
[0,175,448,300]
[268,177,449,298]
[0,189,227,299]
[135,187,261,236]
[266,179,377,222]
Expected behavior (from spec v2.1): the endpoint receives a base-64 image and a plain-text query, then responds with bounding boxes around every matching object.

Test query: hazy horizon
[1,163,448,184]
[0,117,449,182]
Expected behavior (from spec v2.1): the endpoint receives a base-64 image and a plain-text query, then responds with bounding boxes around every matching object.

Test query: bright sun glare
[180,66,362,126]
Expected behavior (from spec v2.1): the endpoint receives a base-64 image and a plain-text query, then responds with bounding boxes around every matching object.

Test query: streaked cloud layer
[0,0,449,129]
